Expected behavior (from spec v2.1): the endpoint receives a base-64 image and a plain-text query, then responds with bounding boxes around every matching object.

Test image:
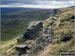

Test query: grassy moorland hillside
[39,6,75,56]
[1,9,53,41]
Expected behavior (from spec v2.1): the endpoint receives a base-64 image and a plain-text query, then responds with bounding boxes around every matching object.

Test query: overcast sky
[1,0,74,8]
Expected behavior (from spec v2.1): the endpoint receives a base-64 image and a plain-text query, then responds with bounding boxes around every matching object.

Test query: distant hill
[1,8,43,15]
[1,8,53,41]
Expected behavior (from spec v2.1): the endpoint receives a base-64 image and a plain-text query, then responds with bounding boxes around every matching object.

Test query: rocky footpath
[23,25,54,56]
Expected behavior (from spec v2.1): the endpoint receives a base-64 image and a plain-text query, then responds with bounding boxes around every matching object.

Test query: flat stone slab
[16,45,27,48]
[16,45,30,51]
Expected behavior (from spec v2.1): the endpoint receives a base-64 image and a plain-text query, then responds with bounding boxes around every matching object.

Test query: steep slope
[14,6,75,56]
[38,6,75,56]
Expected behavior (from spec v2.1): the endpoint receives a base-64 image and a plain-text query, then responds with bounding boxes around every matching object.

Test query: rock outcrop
[26,25,54,56]
[17,21,43,43]
[16,17,58,56]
